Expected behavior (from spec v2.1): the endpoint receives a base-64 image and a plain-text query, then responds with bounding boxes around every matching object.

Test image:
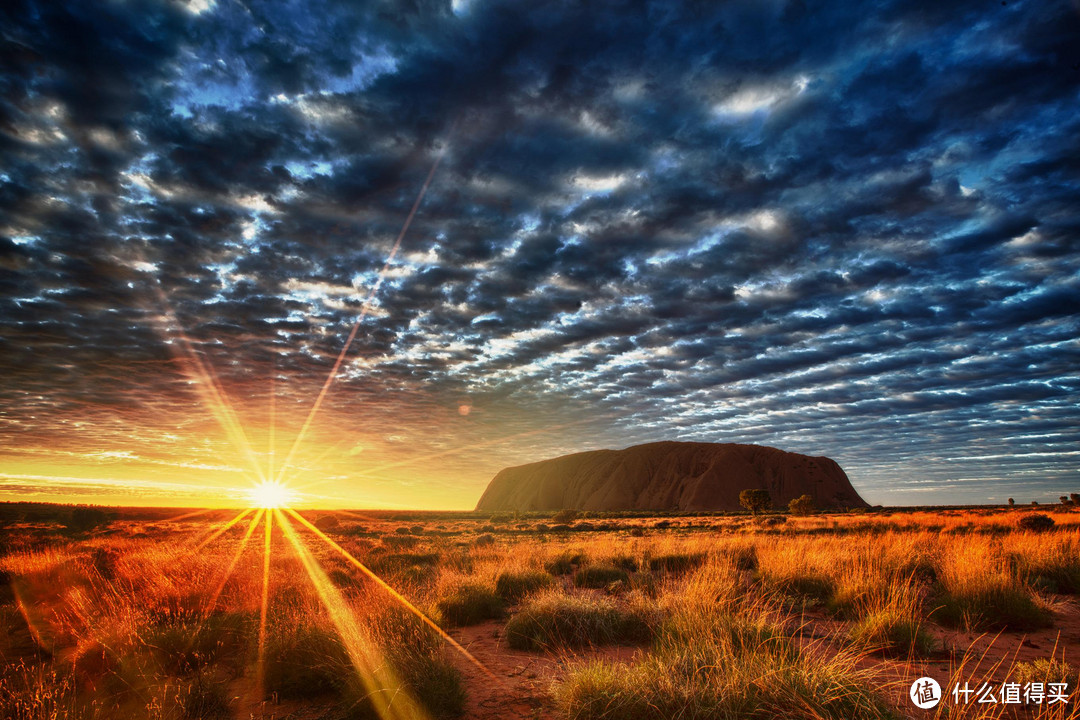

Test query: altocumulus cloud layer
[0,0,1078,507]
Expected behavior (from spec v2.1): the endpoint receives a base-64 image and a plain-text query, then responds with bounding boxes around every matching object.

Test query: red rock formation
[475,441,867,512]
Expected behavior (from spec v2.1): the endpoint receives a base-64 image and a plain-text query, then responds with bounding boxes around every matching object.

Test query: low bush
[930,582,1053,631]
[556,607,892,720]
[495,570,556,603]
[575,565,630,588]
[1018,514,1056,532]
[769,574,835,603]
[371,607,466,719]
[505,592,659,651]
[546,551,587,575]
[262,622,351,699]
[435,583,504,626]
[314,515,340,531]
[847,609,936,657]
[647,553,707,574]
[1010,540,1080,594]
[368,552,440,575]
[66,507,110,533]
[788,494,816,516]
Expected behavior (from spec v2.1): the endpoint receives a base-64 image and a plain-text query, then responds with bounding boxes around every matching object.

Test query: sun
[248,480,294,508]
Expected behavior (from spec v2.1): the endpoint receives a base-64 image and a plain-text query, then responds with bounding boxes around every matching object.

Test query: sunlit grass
[2,506,1079,718]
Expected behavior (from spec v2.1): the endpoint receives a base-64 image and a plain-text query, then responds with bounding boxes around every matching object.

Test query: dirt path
[446,620,642,720]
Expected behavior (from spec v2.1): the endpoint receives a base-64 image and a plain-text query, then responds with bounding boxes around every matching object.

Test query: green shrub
[373,607,466,719]
[1012,548,1080,595]
[728,546,758,573]
[495,570,556,603]
[178,679,231,718]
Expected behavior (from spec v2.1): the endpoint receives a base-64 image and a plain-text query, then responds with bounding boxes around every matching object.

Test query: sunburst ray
[193,507,254,552]
[283,507,497,681]
[255,507,274,700]
[274,151,446,487]
[275,509,432,720]
[204,508,264,615]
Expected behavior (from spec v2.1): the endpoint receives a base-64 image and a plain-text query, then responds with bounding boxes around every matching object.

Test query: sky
[1,0,1078,509]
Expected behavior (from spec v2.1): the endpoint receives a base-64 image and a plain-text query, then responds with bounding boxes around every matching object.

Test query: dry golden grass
[1,505,1078,719]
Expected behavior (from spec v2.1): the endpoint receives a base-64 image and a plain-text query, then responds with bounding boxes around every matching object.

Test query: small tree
[739,489,772,515]
[1008,498,1015,507]
[1070,493,1080,505]
[787,494,816,516]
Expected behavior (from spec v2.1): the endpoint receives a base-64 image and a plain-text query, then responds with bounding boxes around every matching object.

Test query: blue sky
[0,0,1078,507]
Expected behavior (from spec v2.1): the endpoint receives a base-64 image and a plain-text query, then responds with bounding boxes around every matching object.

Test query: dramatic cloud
[1,0,1078,507]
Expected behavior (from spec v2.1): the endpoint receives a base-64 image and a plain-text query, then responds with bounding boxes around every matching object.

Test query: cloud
[1,0,1078,507]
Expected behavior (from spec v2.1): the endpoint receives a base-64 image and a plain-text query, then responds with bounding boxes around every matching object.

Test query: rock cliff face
[475,441,867,512]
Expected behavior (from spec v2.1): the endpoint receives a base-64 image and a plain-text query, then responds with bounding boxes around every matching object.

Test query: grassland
[1,504,1079,719]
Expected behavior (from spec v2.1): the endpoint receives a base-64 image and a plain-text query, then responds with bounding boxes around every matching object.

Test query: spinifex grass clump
[263,602,466,718]
[847,600,937,658]
[368,552,441,574]
[754,538,836,604]
[556,603,895,720]
[505,590,661,651]
[495,570,556,603]
[574,564,630,588]
[1008,534,1080,594]
[369,606,467,719]
[141,610,253,675]
[262,620,353,699]
[546,550,588,575]
[931,538,1054,631]
[434,582,504,626]
[646,552,707,574]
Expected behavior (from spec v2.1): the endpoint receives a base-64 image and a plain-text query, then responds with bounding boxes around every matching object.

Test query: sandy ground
[440,597,1080,720]
[446,620,643,720]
